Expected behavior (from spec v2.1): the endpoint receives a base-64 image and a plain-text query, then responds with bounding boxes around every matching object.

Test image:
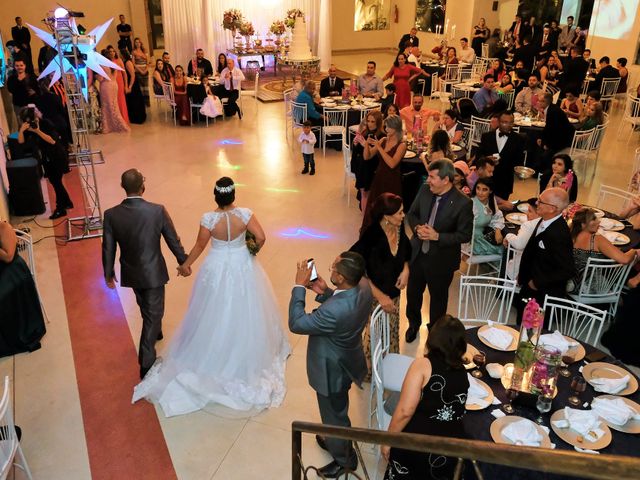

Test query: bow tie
[498,131,508,138]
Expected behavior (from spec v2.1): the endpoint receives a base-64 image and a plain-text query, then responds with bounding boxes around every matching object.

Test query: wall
[332,0,395,51]
[498,0,519,31]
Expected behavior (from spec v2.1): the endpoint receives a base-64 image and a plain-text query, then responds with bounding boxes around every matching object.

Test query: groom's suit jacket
[288,279,373,397]
[102,197,187,289]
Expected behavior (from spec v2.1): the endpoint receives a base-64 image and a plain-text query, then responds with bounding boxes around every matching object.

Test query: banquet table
[318,99,382,128]
[462,326,640,479]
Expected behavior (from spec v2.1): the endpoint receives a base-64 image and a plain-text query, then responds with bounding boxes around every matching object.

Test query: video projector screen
[589,0,639,40]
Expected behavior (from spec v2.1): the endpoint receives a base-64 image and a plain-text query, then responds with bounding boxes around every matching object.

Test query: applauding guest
[219,58,245,118]
[319,65,344,97]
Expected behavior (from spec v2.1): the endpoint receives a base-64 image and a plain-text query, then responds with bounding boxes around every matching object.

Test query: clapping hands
[177,264,192,277]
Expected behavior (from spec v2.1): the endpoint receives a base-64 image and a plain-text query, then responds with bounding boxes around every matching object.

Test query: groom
[102,169,189,379]
[288,252,372,478]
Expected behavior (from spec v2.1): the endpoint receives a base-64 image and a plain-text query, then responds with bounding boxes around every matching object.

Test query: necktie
[330,78,334,88]
[230,71,234,90]
[422,196,441,253]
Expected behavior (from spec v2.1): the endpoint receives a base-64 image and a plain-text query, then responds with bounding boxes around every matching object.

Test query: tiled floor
[7,52,639,479]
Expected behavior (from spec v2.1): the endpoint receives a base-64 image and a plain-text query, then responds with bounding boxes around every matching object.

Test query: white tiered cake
[288,16,312,60]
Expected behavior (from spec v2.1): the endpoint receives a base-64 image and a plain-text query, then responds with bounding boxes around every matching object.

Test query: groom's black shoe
[315,435,329,451]
[405,325,419,343]
[157,331,164,341]
[318,456,358,479]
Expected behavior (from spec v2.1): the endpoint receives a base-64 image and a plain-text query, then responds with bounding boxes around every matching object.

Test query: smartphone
[307,259,318,282]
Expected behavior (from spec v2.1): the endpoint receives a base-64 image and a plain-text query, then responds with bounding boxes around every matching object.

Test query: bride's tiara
[215,184,235,194]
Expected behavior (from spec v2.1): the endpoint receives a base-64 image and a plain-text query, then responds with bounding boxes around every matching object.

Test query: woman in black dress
[351,110,386,212]
[121,50,147,124]
[382,315,469,480]
[471,18,490,57]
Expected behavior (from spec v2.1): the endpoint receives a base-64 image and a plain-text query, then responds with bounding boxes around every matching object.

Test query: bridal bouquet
[270,20,286,36]
[239,21,255,36]
[222,9,244,31]
[245,231,261,255]
[285,9,305,29]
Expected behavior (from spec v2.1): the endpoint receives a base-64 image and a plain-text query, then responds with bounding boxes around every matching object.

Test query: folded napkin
[562,407,606,441]
[479,327,513,350]
[502,419,543,446]
[466,374,489,407]
[539,331,578,354]
[591,397,640,426]
[574,446,600,454]
[590,375,630,394]
[491,409,506,419]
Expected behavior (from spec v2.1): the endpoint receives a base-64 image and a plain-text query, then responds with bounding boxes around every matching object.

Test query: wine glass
[568,376,587,406]
[471,351,486,378]
[536,393,553,424]
[559,354,575,377]
[503,388,519,414]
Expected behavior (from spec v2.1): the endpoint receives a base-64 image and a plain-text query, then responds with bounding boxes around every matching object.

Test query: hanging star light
[28,17,122,99]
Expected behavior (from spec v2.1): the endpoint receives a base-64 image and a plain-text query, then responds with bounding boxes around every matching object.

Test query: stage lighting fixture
[54,7,68,18]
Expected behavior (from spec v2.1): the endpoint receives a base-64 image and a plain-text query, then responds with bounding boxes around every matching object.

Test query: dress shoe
[309,168,315,176]
[301,166,309,174]
[318,457,358,479]
[405,325,419,343]
[157,331,164,341]
[315,435,329,451]
[49,209,67,220]
[62,201,74,210]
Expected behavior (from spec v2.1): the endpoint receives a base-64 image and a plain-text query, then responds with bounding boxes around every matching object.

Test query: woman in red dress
[382,53,428,109]
[172,65,191,126]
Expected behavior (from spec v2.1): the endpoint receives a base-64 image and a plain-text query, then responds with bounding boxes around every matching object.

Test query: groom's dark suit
[477,128,526,200]
[288,279,372,468]
[102,197,187,375]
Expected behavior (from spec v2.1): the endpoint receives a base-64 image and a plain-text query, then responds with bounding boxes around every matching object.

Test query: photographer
[18,107,73,220]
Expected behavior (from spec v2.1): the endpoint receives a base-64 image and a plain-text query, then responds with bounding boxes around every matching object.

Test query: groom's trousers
[316,388,355,467]
[133,286,165,370]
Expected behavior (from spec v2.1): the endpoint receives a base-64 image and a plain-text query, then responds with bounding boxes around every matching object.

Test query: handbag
[482,226,500,246]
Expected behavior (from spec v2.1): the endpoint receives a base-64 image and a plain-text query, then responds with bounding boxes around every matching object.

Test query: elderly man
[219,58,245,118]
[320,65,345,98]
[458,37,476,63]
[398,27,419,50]
[515,73,542,114]
[472,74,498,114]
[357,61,383,98]
[187,48,213,77]
[400,94,439,135]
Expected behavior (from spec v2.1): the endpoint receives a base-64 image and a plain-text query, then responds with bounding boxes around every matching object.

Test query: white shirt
[298,131,316,154]
[537,214,563,235]
[505,217,538,249]
[220,67,245,91]
[495,129,508,153]
[407,53,418,65]
[459,47,476,64]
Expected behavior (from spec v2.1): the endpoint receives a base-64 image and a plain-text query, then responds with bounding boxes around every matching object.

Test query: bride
[132,177,290,417]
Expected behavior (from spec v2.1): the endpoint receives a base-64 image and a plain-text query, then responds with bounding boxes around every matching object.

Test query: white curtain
[161,0,330,71]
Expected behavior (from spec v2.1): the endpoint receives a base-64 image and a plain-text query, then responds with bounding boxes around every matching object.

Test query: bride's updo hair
[214,177,235,207]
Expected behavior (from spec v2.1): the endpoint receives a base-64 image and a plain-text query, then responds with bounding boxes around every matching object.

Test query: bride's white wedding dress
[132,207,290,417]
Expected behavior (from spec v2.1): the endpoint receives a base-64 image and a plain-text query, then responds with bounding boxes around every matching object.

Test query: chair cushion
[324,126,346,135]
[382,353,414,392]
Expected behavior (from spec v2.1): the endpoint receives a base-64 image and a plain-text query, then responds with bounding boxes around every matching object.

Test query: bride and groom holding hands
[102,169,371,475]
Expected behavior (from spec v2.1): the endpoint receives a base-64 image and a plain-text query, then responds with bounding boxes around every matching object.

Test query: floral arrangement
[270,20,286,36]
[222,9,244,31]
[239,21,255,36]
[513,298,544,374]
[245,231,260,255]
[562,201,583,220]
[285,9,305,29]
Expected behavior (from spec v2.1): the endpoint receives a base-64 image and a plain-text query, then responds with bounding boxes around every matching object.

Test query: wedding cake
[288,16,313,60]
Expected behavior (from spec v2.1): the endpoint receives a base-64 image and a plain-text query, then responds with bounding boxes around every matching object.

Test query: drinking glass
[568,376,587,406]
[559,354,575,377]
[471,351,486,378]
[536,393,553,424]
[503,388,519,414]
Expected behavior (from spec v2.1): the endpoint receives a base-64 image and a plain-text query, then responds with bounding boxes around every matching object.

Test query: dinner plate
[532,121,546,127]
[550,410,612,450]
[583,362,639,396]
[404,151,417,159]
[599,218,625,231]
[465,378,494,410]
[592,207,605,218]
[569,117,580,124]
[451,144,462,152]
[563,336,586,362]
[477,324,519,351]
[599,230,631,246]
[595,395,640,434]
[463,343,480,370]
[517,203,531,213]
[505,212,528,225]
[490,416,553,448]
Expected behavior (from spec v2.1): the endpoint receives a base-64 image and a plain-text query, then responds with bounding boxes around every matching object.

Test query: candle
[445,19,449,34]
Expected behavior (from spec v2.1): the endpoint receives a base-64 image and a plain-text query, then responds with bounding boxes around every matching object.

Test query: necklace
[382,220,400,256]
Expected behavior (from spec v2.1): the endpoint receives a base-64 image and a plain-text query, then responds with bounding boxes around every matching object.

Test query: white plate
[465,378,494,410]
[592,207,605,218]
[550,410,612,450]
[451,144,462,152]
[532,120,546,127]
[404,151,417,159]
[583,362,639,396]
[477,325,519,352]
[599,218,625,231]
[595,395,640,434]
[505,212,528,225]
[569,117,579,124]
[517,203,530,213]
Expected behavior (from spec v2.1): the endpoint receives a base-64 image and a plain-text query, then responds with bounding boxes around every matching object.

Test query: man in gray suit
[405,159,473,343]
[289,252,372,479]
[102,169,189,379]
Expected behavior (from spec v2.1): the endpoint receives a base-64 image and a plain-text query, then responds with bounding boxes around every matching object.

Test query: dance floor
[5,52,639,479]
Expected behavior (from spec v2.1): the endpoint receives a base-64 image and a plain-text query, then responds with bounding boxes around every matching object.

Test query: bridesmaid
[172,65,191,126]
[107,45,130,125]
[122,50,146,124]
[98,49,130,134]
[132,37,150,107]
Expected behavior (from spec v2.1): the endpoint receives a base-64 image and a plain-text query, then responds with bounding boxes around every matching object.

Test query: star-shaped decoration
[28,17,122,99]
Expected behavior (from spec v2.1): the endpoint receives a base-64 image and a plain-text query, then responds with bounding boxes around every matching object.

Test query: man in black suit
[592,56,621,93]
[102,169,189,379]
[11,17,33,73]
[405,159,473,342]
[398,27,419,51]
[537,25,553,59]
[561,47,589,95]
[510,187,575,324]
[477,111,525,206]
[509,14,526,44]
[512,36,536,73]
[319,65,345,98]
[536,92,574,172]
[187,49,214,77]
[289,252,372,478]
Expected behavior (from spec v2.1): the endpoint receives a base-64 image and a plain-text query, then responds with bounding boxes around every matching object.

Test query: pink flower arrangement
[563,201,583,220]
[222,9,244,31]
[522,298,544,330]
[239,21,255,36]
[270,20,286,36]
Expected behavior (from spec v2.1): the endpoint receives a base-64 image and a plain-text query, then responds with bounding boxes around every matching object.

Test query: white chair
[188,98,209,127]
[481,43,489,58]
[599,77,621,111]
[15,229,48,323]
[504,242,523,284]
[470,62,488,82]
[370,343,392,480]
[283,88,294,139]
[459,121,471,149]
[161,81,177,125]
[579,78,590,102]
[567,128,595,178]
[587,120,608,178]
[460,225,503,277]
[629,147,640,194]
[0,376,33,480]
[469,115,492,149]
[239,71,259,112]
[321,108,347,155]
[441,64,462,93]
[596,184,636,213]
[617,93,640,144]
[543,296,608,346]
[497,90,515,109]
[342,134,356,206]
[451,84,472,99]
[457,276,517,328]
[359,104,380,123]
[568,257,635,318]
[290,100,307,138]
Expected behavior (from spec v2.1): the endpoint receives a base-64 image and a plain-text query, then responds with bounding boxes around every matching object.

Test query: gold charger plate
[466,378,494,410]
[594,395,640,434]
[477,324,518,352]
[592,207,605,218]
[550,410,612,450]
[505,212,528,225]
[600,231,630,246]
[490,416,552,448]
[583,362,639,396]
[404,151,417,159]
[599,218,625,231]
[564,336,586,362]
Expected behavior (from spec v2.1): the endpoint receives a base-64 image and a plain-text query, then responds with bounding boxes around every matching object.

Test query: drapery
[161,0,331,73]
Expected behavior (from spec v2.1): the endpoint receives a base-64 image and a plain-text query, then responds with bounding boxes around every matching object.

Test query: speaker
[6,157,46,216]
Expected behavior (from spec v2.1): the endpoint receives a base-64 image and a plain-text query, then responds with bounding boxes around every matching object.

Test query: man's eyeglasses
[536,198,557,209]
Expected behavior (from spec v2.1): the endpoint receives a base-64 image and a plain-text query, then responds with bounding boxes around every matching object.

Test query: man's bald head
[537,187,569,219]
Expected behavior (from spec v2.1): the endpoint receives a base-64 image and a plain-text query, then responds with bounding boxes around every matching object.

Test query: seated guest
[440,47,459,75]
[453,160,472,195]
[616,57,629,94]
[458,38,476,63]
[470,178,505,255]
[198,76,224,119]
[536,91,574,170]
[406,47,419,66]
[472,75,499,115]
[512,36,536,73]
[400,94,440,136]
[619,194,640,226]
[592,56,620,92]
[290,73,305,99]
[497,74,514,93]
[398,27,419,50]
[187,48,213,77]
[435,109,464,144]
[429,39,448,61]
[319,64,345,97]
[385,103,400,119]
[425,130,452,164]
[349,193,410,377]
[539,153,578,202]
[466,156,495,190]
[219,58,245,118]
[161,51,175,79]
[382,315,469,480]
[486,59,506,82]
[582,49,597,72]
[560,88,584,120]
[538,55,561,86]
[351,111,385,212]
[357,61,384,98]
[152,59,169,95]
[380,83,396,114]
[515,73,542,114]
[0,220,46,357]
[216,53,228,74]
[579,101,604,130]
[295,80,324,127]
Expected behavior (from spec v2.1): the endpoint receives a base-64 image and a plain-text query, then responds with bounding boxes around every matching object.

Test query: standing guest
[486,59,506,82]
[152,59,169,96]
[472,74,499,115]
[573,26,586,50]
[617,57,629,94]
[106,46,130,125]
[578,101,604,131]
[536,92,574,171]
[216,53,228,74]
[350,193,410,377]
[358,61,384,98]
[398,27,420,50]
[172,65,190,126]
[435,109,464,145]
[592,56,621,92]
[560,88,584,120]
[470,178,505,255]
[6,58,38,121]
[405,159,473,342]
[35,79,72,147]
[515,73,542,114]
[131,38,150,107]
[295,81,324,127]
[561,47,589,95]
[288,253,372,479]
[219,58,245,118]
[527,16,540,43]
[382,53,428,109]
[187,49,213,77]
[37,41,56,75]
[379,83,396,114]
[509,14,526,43]
[458,38,476,64]
[512,188,575,324]
[537,25,553,59]
[319,64,345,98]
[466,156,495,191]
[11,17,32,73]
[116,14,133,54]
[540,153,578,202]
[298,121,317,175]
[487,28,503,59]
[549,20,561,49]
[161,52,175,79]
[400,94,440,136]
[471,18,490,57]
[512,36,536,73]
[352,111,385,211]
[98,50,130,134]
[121,50,146,124]
[558,16,576,51]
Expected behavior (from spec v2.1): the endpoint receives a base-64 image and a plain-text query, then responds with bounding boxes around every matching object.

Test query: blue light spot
[218,139,243,145]
[280,228,331,239]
